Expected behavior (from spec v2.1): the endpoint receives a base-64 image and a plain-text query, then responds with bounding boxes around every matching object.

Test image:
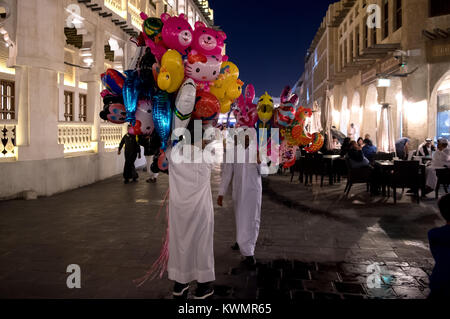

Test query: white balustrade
[58,124,94,154]
[100,125,124,150]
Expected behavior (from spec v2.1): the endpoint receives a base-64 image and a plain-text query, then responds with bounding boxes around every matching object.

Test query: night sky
[208,0,336,98]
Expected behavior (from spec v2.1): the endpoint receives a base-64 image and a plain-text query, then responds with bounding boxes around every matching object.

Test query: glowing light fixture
[377,78,391,88]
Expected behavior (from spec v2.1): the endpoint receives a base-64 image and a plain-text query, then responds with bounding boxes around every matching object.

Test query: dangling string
[133,188,170,287]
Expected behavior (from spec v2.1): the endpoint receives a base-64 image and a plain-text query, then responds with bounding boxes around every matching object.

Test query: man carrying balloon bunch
[166,121,216,299]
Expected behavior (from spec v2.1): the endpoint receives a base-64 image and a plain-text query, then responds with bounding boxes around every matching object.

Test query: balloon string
[133,188,170,287]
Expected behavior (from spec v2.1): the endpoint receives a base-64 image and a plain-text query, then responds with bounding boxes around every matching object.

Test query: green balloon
[144,17,163,39]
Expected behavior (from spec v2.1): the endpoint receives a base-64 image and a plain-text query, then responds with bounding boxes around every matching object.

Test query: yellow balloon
[211,61,243,113]
[257,92,274,123]
[157,49,184,93]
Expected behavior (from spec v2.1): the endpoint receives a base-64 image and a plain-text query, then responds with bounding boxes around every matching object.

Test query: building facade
[299,0,450,150]
[0,0,214,199]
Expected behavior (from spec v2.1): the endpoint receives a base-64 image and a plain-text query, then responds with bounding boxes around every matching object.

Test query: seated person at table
[428,194,450,299]
[346,141,370,169]
[395,137,410,160]
[357,137,364,148]
[340,137,351,157]
[332,136,341,150]
[362,139,377,162]
[424,138,450,195]
[418,138,436,157]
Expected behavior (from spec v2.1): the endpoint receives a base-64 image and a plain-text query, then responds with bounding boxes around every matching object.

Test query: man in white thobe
[167,141,215,299]
[217,128,263,266]
[425,138,450,195]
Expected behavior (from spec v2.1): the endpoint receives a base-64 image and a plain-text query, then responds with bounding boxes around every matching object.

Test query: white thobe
[426,147,450,189]
[167,146,215,284]
[219,147,262,257]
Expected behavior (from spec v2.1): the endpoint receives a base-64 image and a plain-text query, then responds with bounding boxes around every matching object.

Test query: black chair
[301,153,327,186]
[344,158,372,195]
[373,152,394,161]
[390,160,421,204]
[435,168,450,199]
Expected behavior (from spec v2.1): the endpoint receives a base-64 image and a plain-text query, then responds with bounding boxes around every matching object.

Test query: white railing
[0,124,17,160]
[100,125,124,150]
[58,124,94,154]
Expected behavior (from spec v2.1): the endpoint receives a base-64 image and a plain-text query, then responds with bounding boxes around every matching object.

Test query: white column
[81,25,105,145]
[14,0,65,161]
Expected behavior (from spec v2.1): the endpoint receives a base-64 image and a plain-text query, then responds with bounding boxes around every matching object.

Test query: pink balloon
[192,21,227,56]
[234,84,258,128]
[160,13,193,55]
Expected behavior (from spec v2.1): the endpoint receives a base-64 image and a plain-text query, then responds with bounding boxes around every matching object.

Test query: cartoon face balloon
[160,13,193,54]
[234,84,258,128]
[192,21,227,56]
[257,92,274,124]
[99,103,126,124]
[157,49,185,93]
[185,53,221,89]
[133,99,154,135]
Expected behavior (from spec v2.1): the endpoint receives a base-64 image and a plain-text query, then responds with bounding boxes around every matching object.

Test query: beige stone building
[298,0,450,151]
[0,0,214,199]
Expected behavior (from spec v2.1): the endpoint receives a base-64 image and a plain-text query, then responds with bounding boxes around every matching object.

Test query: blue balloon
[123,70,141,125]
[152,90,172,151]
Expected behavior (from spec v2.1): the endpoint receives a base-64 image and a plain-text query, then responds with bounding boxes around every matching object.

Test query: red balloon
[192,90,220,122]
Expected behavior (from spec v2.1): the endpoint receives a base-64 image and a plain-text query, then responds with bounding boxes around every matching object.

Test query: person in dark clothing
[395,137,410,160]
[347,141,370,168]
[340,137,352,157]
[118,130,141,184]
[428,194,450,299]
[139,132,161,183]
[362,139,377,163]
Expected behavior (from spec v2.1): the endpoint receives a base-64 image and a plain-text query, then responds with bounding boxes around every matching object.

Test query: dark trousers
[123,154,138,180]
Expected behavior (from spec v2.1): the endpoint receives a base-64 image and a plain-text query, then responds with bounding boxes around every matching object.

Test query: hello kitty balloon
[184,52,221,91]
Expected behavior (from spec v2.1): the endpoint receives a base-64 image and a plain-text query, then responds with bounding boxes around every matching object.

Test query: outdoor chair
[390,160,421,204]
[343,158,372,195]
[333,158,347,183]
[435,167,450,199]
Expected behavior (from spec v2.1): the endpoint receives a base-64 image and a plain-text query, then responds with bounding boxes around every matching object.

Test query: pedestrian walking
[118,129,141,184]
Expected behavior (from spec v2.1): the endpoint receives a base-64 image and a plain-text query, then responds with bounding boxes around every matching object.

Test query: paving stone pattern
[0,166,443,299]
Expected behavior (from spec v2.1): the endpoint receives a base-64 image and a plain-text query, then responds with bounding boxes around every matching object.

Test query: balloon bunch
[273,86,324,158]
[99,12,248,172]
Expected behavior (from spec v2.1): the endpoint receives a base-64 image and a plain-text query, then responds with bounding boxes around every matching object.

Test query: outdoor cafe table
[373,160,426,197]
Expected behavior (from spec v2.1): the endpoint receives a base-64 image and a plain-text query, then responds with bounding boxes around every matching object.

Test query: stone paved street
[0,166,444,299]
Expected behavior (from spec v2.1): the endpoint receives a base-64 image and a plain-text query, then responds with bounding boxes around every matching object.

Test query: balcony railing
[100,125,124,150]
[0,124,16,160]
[58,124,94,154]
